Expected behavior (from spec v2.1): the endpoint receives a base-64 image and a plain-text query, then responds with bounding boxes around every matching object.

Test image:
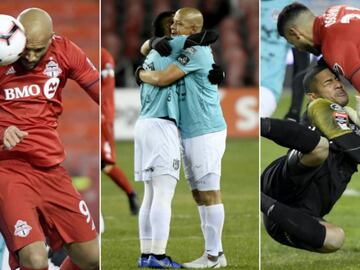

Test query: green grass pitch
[261,90,360,270]
[101,138,259,269]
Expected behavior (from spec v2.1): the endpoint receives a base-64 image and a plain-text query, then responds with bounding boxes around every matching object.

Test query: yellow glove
[307,98,352,140]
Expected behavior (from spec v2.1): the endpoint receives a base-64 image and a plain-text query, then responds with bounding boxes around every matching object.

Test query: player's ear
[307,92,318,101]
[288,27,301,40]
[191,25,198,35]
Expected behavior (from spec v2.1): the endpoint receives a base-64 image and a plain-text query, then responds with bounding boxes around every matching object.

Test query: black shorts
[261,149,322,203]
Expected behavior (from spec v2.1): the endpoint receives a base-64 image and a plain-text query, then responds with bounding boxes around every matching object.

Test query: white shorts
[134,118,181,181]
[260,86,277,117]
[182,129,227,186]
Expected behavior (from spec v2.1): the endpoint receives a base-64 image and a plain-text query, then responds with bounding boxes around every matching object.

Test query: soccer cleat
[138,256,149,268]
[218,252,227,267]
[128,192,140,215]
[148,255,183,268]
[183,253,220,268]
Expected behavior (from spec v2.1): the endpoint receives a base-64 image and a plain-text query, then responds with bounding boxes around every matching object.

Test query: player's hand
[149,37,172,56]
[344,96,360,125]
[135,66,144,86]
[208,64,225,85]
[3,125,28,150]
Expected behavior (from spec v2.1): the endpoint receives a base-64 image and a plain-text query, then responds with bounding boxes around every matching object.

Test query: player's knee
[19,244,48,268]
[323,227,345,252]
[73,248,99,270]
[191,190,202,205]
[24,255,48,269]
[78,255,99,270]
[198,190,222,205]
[103,164,114,174]
[65,239,99,269]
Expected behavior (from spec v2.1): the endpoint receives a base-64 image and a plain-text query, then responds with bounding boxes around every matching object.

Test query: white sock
[100,212,105,234]
[139,181,153,254]
[204,204,224,257]
[197,205,206,248]
[150,175,177,255]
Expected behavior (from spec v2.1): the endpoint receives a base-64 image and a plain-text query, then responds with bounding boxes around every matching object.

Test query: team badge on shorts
[173,159,180,170]
[14,220,32,238]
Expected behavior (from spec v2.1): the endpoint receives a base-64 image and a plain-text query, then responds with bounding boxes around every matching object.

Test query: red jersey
[313,5,360,91]
[0,35,99,167]
[101,47,116,123]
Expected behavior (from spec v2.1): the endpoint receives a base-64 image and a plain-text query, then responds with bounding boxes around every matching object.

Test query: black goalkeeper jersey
[262,114,359,218]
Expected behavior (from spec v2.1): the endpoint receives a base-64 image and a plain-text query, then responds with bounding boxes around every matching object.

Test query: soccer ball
[0,14,26,66]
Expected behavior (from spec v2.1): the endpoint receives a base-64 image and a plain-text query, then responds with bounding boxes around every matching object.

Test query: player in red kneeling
[0,8,98,270]
[101,47,139,215]
[277,3,360,92]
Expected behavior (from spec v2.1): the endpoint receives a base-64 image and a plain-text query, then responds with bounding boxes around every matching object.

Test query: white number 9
[79,200,91,223]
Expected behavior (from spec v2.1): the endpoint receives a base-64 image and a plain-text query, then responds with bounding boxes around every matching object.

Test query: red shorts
[101,121,116,164]
[0,159,97,269]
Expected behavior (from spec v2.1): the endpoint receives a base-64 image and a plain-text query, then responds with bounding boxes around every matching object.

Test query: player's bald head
[18,8,54,45]
[171,7,203,35]
[17,8,54,70]
[177,8,203,30]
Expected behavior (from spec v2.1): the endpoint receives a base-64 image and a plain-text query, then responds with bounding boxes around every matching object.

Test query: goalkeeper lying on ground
[261,58,360,253]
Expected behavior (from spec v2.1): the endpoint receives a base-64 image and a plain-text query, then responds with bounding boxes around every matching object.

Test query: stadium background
[0,0,100,235]
[261,1,360,269]
[101,0,259,269]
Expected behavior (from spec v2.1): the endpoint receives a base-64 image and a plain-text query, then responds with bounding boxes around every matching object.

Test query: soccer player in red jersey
[277,3,360,92]
[0,8,99,270]
[101,47,139,215]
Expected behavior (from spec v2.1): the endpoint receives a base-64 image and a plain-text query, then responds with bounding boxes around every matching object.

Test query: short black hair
[277,2,310,37]
[152,11,175,37]
[303,58,330,93]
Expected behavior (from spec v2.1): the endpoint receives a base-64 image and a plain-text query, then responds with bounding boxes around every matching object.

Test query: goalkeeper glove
[208,64,225,85]
[135,66,144,86]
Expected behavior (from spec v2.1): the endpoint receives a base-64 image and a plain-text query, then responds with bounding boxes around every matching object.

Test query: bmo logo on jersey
[3,78,60,100]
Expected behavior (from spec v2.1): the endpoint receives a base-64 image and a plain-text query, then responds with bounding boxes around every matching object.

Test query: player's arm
[86,81,99,103]
[350,68,360,93]
[1,126,28,150]
[140,30,219,57]
[308,98,360,163]
[344,96,360,125]
[140,40,151,56]
[66,39,99,104]
[138,64,185,87]
[339,38,360,92]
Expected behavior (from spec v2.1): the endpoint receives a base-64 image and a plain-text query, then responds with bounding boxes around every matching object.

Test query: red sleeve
[337,41,360,92]
[351,69,360,93]
[331,7,360,91]
[65,39,99,103]
[86,81,100,103]
[101,48,116,121]
[0,128,4,147]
